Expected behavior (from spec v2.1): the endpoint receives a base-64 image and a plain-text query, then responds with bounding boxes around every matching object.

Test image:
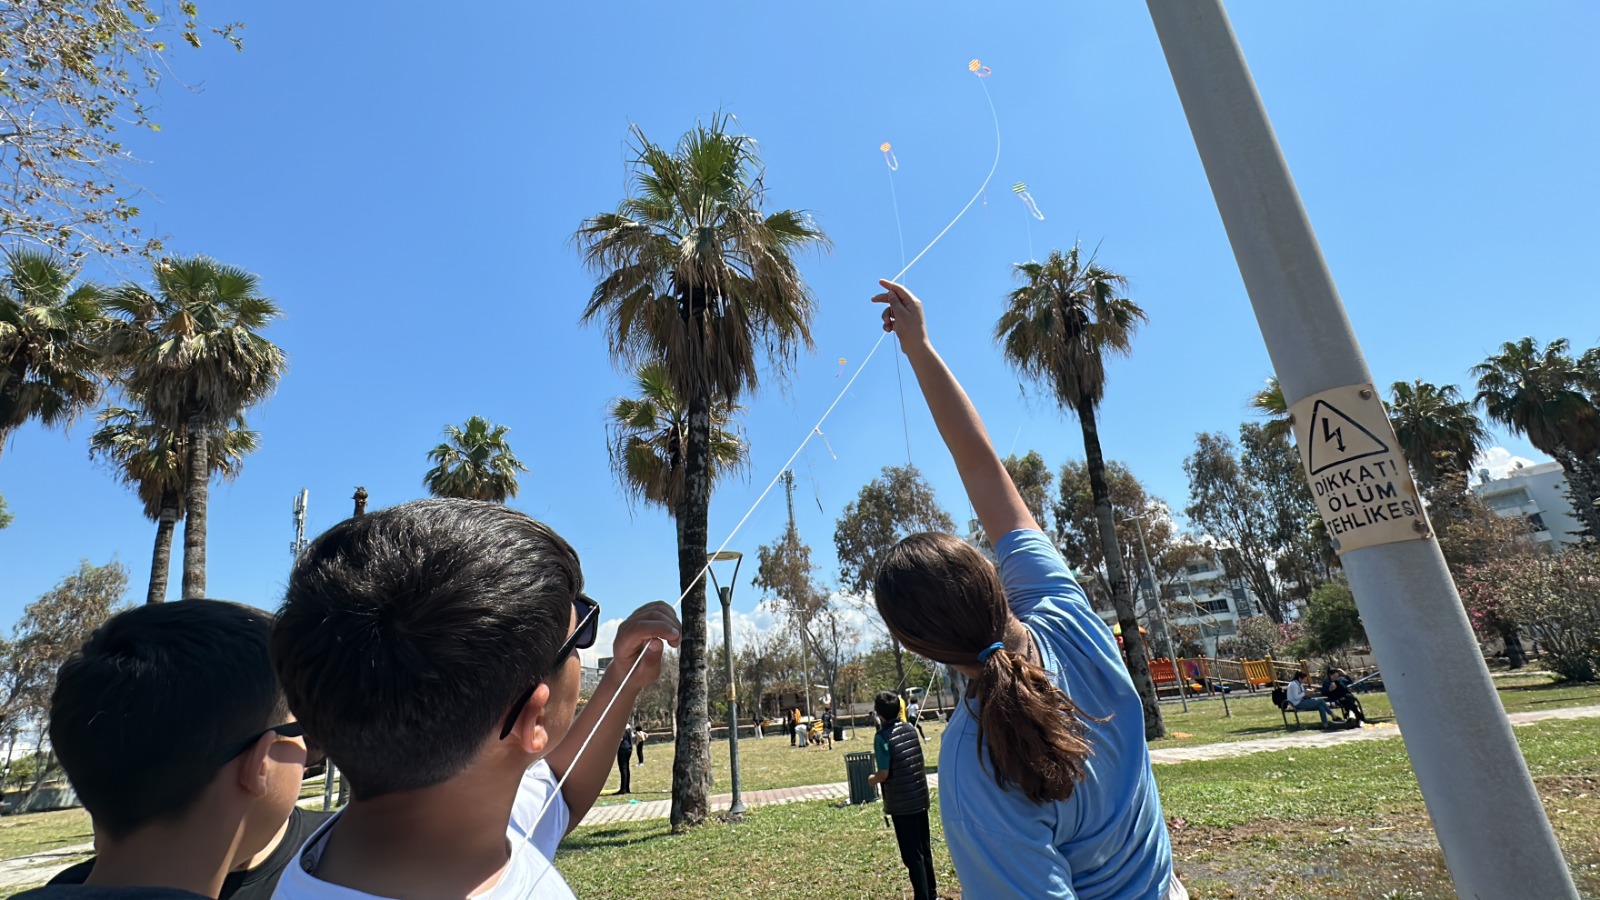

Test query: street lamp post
[707,551,746,818]
[1120,512,1186,713]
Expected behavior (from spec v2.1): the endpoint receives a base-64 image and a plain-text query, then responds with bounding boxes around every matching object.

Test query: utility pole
[290,489,341,813]
[781,471,813,726]
[290,489,309,559]
[1124,514,1185,713]
[1146,3,1576,896]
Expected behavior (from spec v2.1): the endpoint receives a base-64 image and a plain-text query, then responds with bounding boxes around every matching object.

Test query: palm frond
[603,361,748,514]
[994,244,1143,416]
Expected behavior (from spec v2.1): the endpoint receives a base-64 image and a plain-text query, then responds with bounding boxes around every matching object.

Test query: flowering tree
[1466,554,1600,682]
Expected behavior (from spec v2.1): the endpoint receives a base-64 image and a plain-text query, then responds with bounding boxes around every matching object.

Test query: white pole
[1145,3,1576,896]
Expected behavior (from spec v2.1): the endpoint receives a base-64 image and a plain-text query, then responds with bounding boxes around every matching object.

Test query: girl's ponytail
[973,645,1092,803]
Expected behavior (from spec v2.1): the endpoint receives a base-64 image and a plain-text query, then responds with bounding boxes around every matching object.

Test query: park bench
[1242,659,1276,692]
[1272,678,1373,729]
[1270,684,1310,728]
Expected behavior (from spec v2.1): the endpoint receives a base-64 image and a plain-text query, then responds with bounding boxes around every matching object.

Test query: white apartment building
[1160,557,1257,657]
[1090,555,1264,658]
[1473,461,1585,552]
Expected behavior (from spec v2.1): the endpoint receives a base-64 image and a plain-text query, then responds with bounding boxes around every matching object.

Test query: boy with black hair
[269,499,680,900]
[867,690,938,900]
[17,601,320,900]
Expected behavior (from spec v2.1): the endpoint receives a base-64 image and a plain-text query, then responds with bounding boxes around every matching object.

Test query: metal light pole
[1146,3,1576,895]
[707,550,746,818]
[1121,513,1186,712]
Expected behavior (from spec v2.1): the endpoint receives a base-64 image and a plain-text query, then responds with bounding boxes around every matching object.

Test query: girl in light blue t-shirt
[867,281,1183,900]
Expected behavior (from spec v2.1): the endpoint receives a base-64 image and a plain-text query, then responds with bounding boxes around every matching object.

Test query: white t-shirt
[274,761,574,900]
[1286,679,1307,706]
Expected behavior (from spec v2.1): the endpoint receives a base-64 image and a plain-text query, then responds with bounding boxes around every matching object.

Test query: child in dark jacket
[867,690,937,900]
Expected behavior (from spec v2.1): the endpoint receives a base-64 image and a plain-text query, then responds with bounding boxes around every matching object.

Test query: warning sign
[1290,383,1432,554]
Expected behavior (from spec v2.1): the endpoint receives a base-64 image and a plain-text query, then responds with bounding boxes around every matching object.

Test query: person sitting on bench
[1285,671,1333,727]
[1322,668,1365,725]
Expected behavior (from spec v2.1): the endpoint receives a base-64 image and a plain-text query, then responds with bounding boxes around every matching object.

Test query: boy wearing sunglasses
[17,601,321,900]
[269,499,680,900]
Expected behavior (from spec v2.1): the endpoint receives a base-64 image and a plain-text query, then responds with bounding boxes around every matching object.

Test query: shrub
[1217,615,1299,660]
[1302,580,1365,655]
[1463,552,1600,682]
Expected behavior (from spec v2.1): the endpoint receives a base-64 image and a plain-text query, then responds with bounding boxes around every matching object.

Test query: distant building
[580,664,603,695]
[1474,461,1585,552]
[1095,555,1265,658]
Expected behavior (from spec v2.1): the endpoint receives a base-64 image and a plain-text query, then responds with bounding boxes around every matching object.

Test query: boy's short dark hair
[50,600,284,840]
[272,499,581,800]
[875,690,901,723]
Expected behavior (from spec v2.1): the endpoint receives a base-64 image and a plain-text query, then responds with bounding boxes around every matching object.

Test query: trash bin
[845,752,877,806]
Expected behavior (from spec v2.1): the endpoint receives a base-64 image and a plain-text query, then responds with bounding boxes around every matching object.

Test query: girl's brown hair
[873,532,1093,804]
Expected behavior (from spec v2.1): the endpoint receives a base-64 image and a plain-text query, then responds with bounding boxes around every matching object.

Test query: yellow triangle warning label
[1305,399,1389,475]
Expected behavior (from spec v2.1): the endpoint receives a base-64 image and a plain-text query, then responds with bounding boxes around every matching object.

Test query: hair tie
[977,641,1005,663]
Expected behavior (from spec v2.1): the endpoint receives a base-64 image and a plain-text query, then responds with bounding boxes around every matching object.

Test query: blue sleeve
[994,529,1125,689]
[946,819,1077,899]
[994,530,1091,619]
[874,732,891,771]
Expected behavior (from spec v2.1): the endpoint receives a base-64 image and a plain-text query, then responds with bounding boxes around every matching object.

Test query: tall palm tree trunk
[181,411,210,599]
[148,496,179,603]
[1076,396,1165,739]
[669,389,713,830]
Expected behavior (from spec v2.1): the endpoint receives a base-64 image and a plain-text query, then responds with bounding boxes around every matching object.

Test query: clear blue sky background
[2,2,1596,647]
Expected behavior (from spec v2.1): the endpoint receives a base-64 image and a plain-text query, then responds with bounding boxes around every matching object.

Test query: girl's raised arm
[873,279,1037,545]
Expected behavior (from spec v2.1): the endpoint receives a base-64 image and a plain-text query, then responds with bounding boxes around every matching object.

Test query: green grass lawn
[1146,673,1600,750]
[1157,717,1600,899]
[561,718,1600,900]
[0,807,91,860]
[590,720,949,806]
[5,679,1598,899]
[561,797,960,899]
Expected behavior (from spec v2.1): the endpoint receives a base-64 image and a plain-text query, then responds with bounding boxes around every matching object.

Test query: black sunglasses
[213,721,325,769]
[499,594,600,740]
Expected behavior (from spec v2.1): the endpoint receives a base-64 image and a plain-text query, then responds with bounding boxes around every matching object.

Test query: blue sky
[2,2,1596,650]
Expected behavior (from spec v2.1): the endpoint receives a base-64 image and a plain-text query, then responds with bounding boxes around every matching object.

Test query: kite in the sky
[1013,181,1045,220]
[968,58,992,78]
[880,142,898,171]
[836,357,848,377]
[814,427,838,460]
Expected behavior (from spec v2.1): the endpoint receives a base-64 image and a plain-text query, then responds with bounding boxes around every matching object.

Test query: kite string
[886,152,914,466]
[522,69,1004,849]
[887,77,1000,285]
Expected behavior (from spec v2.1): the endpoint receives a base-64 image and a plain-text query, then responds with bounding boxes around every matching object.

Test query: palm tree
[1387,380,1490,487]
[574,114,827,828]
[106,257,287,599]
[606,362,746,513]
[993,245,1164,740]
[1474,337,1600,538]
[422,415,528,502]
[1249,376,1293,442]
[0,249,110,463]
[1472,338,1600,459]
[90,405,259,603]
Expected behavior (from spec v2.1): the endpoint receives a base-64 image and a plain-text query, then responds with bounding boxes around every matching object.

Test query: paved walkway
[3,703,1594,889]
[0,843,92,892]
[582,773,942,826]
[1147,702,1600,764]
